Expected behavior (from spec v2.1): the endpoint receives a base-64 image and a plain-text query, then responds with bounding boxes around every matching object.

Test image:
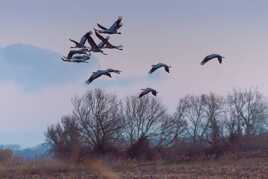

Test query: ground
[0,157,268,179]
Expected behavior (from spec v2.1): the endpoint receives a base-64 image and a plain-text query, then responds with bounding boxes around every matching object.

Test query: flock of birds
[61,17,225,98]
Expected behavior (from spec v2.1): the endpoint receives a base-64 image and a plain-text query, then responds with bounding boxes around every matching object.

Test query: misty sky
[1,0,268,147]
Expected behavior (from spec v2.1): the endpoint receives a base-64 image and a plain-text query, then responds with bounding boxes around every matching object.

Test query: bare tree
[227,89,268,136]
[121,96,166,159]
[46,115,80,159]
[159,98,188,146]
[122,96,166,146]
[72,89,123,154]
[225,93,243,141]
[202,93,224,144]
[184,95,208,144]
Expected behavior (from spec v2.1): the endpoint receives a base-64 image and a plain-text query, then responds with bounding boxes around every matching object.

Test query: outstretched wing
[86,74,95,84]
[87,34,98,49]
[110,17,123,30]
[95,30,106,42]
[201,54,222,65]
[139,90,147,98]
[200,57,212,65]
[115,16,123,28]
[149,66,158,74]
[69,39,79,46]
[95,30,110,48]
[79,32,90,45]
[97,23,108,30]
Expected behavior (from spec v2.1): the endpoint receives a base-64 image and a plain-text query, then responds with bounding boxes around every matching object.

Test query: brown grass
[0,156,268,179]
[85,159,120,179]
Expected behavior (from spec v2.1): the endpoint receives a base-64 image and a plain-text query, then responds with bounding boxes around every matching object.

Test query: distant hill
[0,143,51,160]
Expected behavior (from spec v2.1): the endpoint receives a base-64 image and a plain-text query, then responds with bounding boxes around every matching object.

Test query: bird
[87,31,108,55]
[201,54,225,65]
[139,88,158,98]
[61,49,91,63]
[149,63,171,74]
[61,55,90,63]
[86,70,112,84]
[95,16,123,35]
[95,30,123,51]
[69,31,91,48]
[85,68,121,84]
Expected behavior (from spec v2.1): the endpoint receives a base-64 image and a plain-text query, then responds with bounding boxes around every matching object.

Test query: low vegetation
[0,155,268,178]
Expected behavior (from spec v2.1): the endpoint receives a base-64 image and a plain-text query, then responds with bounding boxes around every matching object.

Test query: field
[0,156,268,179]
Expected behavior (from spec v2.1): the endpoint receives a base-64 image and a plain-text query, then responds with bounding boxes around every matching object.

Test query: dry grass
[0,156,268,179]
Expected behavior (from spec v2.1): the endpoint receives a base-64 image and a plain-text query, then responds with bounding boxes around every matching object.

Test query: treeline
[46,88,268,161]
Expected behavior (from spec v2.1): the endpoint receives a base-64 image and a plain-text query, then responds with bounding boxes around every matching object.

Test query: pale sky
[1,0,268,147]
